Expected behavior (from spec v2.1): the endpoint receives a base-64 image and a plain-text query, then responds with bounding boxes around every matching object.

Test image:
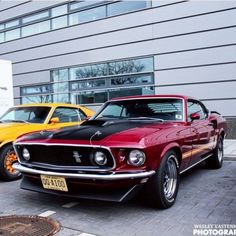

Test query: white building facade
[0,60,13,115]
[0,0,235,135]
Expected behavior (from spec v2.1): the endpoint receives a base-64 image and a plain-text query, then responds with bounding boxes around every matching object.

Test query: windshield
[0,106,51,124]
[94,98,184,121]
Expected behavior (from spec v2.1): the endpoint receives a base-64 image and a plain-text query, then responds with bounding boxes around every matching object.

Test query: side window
[187,100,207,121]
[52,107,81,122]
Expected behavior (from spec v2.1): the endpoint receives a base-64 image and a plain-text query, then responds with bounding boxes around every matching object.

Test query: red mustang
[13,95,226,208]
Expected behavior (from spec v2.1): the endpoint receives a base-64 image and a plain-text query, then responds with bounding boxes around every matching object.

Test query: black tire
[205,136,224,169]
[0,144,21,181]
[145,150,180,209]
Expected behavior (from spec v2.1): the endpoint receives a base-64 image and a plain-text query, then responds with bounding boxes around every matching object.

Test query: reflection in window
[109,86,154,99]
[22,11,49,24]
[21,85,51,95]
[22,20,50,37]
[109,57,153,75]
[53,82,69,93]
[107,1,149,16]
[53,93,70,103]
[0,24,4,30]
[70,64,108,80]
[71,79,106,91]
[21,95,52,104]
[78,91,107,104]
[52,16,68,29]
[111,75,153,86]
[5,29,20,41]
[52,69,69,82]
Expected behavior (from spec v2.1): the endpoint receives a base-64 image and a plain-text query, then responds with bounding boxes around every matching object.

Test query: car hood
[17,119,180,147]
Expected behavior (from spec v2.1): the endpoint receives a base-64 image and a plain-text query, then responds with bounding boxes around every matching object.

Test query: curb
[224,156,236,161]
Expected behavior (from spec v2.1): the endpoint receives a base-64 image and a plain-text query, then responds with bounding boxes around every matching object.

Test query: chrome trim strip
[180,154,212,174]
[13,163,155,180]
[14,142,117,172]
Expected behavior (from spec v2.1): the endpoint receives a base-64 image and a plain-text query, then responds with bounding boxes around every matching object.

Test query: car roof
[13,103,83,109]
[110,94,195,101]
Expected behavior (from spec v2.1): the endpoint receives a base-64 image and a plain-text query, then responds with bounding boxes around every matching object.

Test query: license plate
[40,175,68,192]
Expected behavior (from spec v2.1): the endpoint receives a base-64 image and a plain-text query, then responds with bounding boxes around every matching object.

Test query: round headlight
[128,150,146,166]
[22,148,30,161]
[93,151,107,166]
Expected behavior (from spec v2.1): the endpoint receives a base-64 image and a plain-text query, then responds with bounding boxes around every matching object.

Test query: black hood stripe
[21,119,159,142]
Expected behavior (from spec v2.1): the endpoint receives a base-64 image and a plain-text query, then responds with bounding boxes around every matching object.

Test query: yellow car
[0,103,94,181]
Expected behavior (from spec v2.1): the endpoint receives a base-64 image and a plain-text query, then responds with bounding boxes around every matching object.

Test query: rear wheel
[0,145,21,181]
[145,150,180,209]
[206,136,224,169]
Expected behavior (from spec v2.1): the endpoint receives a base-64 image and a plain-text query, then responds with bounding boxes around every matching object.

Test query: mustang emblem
[73,151,82,163]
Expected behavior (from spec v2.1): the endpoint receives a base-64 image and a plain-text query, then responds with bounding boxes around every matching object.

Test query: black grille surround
[15,143,116,172]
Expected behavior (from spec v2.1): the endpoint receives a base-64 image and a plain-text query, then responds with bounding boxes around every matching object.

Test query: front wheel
[0,145,22,181]
[145,150,180,209]
[206,136,224,169]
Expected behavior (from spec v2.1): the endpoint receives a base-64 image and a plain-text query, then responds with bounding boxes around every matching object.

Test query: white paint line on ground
[62,202,79,208]
[38,210,56,217]
[78,233,97,236]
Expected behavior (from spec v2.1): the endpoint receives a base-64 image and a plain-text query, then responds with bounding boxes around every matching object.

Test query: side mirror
[50,117,59,124]
[190,113,200,121]
[84,116,91,121]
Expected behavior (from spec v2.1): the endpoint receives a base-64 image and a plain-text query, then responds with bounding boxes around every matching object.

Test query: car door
[46,107,86,129]
[187,100,215,165]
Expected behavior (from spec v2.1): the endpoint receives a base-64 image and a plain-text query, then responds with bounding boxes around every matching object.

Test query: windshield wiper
[127,117,164,122]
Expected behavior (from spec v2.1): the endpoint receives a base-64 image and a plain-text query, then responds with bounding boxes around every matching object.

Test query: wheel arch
[159,143,182,168]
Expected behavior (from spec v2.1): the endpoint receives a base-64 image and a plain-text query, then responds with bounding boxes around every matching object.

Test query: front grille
[16,144,114,170]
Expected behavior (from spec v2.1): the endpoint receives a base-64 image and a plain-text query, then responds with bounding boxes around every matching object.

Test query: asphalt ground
[0,159,235,236]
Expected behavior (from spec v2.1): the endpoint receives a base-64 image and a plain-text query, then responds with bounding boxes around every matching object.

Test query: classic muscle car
[13,95,226,208]
[0,103,94,181]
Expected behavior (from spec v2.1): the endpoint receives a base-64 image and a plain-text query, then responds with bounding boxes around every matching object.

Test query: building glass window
[107,1,149,16]
[21,95,52,104]
[110,74,153,87]
[0,1,150,44]
[22,20,50,37]
[53,93,70,103]
[52,69,69,82]
[53,82,69,93]
[52,16,68,29]
[78,6,106,24]
[0,33,4,43]
[69,1,103,11]
[109,86,154,99]
[5,28,20,41]
[5,20,19,29]
[20,57,154,105]
[22,11,49,24]
[108,57,153,75]
[21,84,51,95]
[51,5,68,17]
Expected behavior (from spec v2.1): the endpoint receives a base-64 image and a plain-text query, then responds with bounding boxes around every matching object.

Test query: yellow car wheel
[0,145,22,181]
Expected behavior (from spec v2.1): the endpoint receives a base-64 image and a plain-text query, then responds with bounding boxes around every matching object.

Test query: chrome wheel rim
[218,139,223,163]
[163,155,178,200]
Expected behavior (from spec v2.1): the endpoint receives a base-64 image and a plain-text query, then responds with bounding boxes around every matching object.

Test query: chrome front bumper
[13,163,155,181]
